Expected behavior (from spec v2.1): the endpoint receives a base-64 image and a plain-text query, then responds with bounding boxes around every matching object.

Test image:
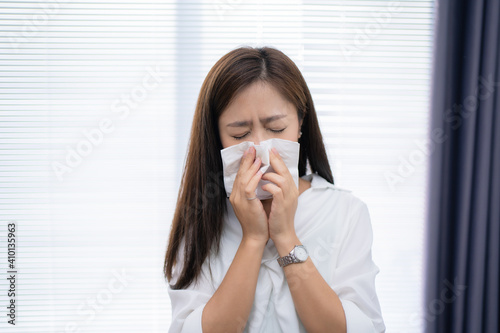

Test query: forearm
[275,235,346,333]
[202,237,266,332]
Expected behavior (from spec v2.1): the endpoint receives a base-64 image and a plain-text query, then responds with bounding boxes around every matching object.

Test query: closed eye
[232,132,249,140]
[232,128,287,140]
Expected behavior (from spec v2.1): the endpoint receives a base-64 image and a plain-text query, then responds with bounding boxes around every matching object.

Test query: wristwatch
[277,245,309,267]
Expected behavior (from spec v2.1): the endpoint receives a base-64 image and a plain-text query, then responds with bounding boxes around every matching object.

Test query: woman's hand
[229,146,269,244]
[261,147,299,245]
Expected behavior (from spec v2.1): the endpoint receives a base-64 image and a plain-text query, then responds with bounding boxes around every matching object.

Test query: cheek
[284,126,300,140]
[217,127,225,143]
[219,133,231,149]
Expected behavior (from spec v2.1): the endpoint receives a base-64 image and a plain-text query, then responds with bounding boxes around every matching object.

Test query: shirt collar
[301,173,352,192]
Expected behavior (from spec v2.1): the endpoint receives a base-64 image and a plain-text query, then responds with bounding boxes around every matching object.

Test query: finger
[250,155,262,171]
[245,170,263,199]
[269,148,290,176]
[261,182,283,200]
[261,172,285,188]
[237,146,256,176]
[240,155,262,183]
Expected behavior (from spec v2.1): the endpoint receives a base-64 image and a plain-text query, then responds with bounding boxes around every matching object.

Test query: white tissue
[220,138,300,200]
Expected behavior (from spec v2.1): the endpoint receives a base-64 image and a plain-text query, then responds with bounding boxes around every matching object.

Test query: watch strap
[277,254,297,267]
[277,245,307,267]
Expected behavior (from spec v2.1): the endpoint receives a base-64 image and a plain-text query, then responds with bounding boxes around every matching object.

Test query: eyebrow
[226,114,287,127]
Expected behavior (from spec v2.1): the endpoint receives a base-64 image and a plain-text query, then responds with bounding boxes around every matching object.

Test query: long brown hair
[164,46,334,289]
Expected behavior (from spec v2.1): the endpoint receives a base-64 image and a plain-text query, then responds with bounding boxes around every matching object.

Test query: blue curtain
[425,0,500,332]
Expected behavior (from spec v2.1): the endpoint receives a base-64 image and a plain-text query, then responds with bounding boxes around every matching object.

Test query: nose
[251,128,269,146]
[252,133,263,146]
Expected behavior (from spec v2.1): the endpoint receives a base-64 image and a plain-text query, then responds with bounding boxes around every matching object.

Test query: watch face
[295,247,308,261]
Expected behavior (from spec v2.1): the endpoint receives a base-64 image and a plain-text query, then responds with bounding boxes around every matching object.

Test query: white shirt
[168,173,386,332]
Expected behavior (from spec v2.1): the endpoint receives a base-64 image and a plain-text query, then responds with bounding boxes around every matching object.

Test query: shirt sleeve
[168,241,215,333]
[332,200,386,333]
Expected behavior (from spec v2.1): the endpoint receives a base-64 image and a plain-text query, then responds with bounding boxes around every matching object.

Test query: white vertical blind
[0,1,434,332]
[0,1,176,331]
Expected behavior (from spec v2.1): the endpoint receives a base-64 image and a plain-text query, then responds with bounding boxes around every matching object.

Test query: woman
[164,46,385,332]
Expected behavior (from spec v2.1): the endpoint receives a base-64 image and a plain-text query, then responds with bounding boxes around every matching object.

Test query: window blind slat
[0,1,433,331]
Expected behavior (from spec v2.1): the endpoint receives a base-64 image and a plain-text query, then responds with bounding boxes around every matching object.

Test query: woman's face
[218,81,302,149]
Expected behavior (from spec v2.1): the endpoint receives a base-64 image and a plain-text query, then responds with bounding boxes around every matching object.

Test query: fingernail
[254,157,261,165]
[271,147,278,155]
